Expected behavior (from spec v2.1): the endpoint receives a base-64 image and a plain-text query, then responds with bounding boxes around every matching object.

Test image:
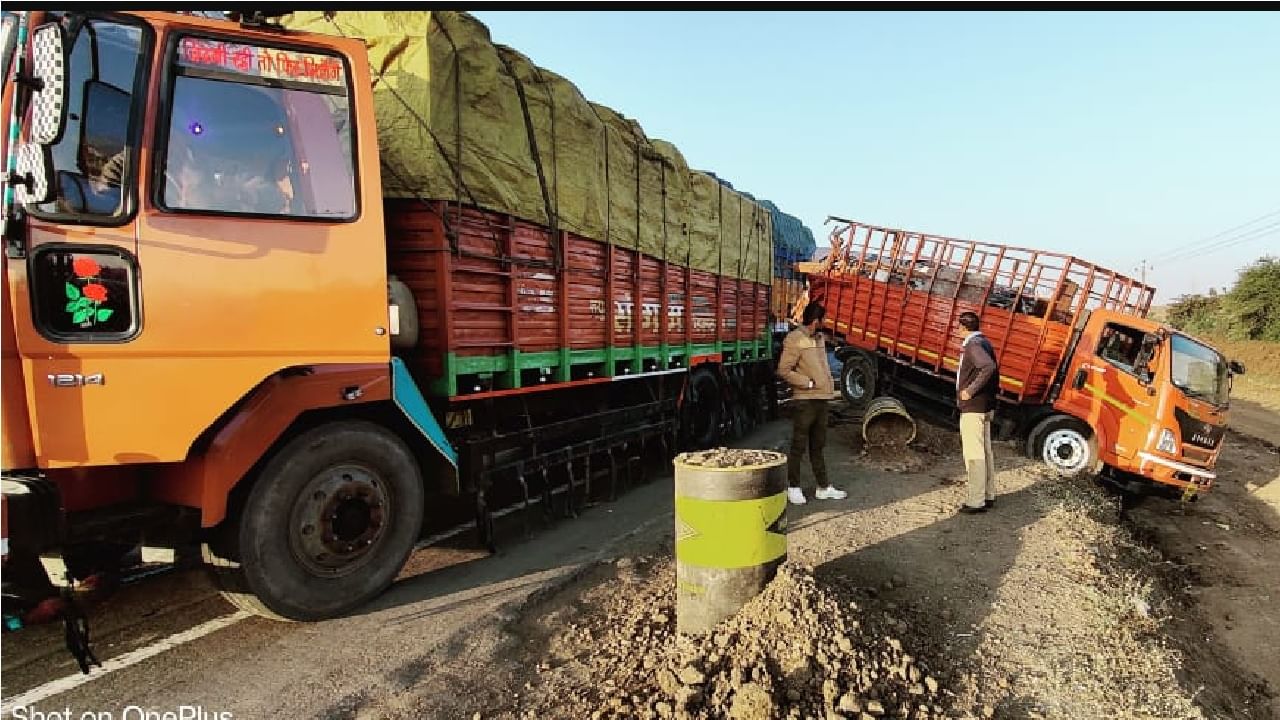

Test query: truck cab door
[1054,320,1161,466]
[7,13,154,467]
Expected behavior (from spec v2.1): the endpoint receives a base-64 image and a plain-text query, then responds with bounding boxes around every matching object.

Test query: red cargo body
[809,220,1153,405]
[386,200,770,399]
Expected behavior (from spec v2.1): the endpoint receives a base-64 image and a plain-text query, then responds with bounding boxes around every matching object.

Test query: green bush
[1165,256,1280,341]
[1224,256,1280,341]
[1166,293,1222,336]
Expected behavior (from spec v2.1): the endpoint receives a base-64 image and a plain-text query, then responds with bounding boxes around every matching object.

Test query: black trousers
[788,399,829,489]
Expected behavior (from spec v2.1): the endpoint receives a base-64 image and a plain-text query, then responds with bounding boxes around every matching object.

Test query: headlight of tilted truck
[1156,428,1178,454]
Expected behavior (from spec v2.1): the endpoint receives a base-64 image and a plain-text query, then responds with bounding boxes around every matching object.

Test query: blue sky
[472,11,1280,302]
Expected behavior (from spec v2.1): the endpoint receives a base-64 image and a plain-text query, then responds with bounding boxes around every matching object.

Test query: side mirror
[55,171,88,213]
[1138,366,1153,387]
[1229,360,1246,376]
[28,22,70,146]
[14,142,54,205]
[1072,367,1088,390]
[77,80,131,184]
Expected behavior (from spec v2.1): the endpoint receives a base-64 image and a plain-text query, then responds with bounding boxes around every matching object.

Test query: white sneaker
[787,487,807,505]
[815,485,848,501]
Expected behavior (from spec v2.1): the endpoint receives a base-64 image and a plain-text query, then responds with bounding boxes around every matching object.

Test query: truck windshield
[160,37,356,219]
[1170,334,1228,407]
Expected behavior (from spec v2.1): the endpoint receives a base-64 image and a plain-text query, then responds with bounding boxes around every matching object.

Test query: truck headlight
[1156,428,1178,454]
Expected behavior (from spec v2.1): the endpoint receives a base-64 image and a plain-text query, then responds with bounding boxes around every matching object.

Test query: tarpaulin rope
[496,48,560,270]
[325,13,480,253]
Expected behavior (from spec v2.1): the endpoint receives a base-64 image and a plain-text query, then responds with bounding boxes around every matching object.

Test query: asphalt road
[0,452,689,720]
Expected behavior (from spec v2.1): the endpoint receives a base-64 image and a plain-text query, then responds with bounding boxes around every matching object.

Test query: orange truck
[0,10,790,627]
[807,217,1245,499]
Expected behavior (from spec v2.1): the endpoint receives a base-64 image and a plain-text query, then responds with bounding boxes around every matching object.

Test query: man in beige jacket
[777,301,848,505]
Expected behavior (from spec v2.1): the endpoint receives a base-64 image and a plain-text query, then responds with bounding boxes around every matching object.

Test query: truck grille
[1174,407,1224,451]
[1181,445,1214,466]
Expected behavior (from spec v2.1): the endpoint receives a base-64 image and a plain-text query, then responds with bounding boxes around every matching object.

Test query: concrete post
[673,449,788,635]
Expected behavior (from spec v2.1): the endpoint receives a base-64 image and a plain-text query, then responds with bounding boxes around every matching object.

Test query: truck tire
[206,420,424,621]
[839,351,878,413]
[682,368,723,449]
[1027,415,1099,477]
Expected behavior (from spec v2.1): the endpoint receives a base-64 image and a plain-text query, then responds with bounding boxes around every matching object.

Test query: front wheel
[206,420,425,621]
[1028,415,1099,477]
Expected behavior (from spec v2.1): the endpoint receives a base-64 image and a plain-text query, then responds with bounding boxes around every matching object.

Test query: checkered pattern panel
[15,142,52,205]
[29,23,66,145]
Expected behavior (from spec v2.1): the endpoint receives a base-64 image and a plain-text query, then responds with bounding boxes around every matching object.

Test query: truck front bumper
[1136,451,1216,491]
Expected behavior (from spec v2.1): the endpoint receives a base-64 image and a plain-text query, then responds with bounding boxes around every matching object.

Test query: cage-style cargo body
[808,219,1154,405]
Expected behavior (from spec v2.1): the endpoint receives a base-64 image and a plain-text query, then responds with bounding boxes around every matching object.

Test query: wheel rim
[289,463,390,578]
[1042,428,1089,473]
[843,364,868,400]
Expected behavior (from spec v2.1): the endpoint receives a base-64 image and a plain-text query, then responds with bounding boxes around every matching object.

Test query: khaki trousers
[960,411,996,508]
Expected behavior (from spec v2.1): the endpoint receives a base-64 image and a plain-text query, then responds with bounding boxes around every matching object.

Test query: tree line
[1165,256,1280,342]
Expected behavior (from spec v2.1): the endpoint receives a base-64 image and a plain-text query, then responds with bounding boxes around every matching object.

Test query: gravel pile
[862,415,916,448]
[852,421,958,475]
[677,448,786,468]
[544,562,955,720]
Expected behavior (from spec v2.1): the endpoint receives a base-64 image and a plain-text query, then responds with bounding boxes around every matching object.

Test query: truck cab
[2,11,422,622]
[1048,309,1235,496]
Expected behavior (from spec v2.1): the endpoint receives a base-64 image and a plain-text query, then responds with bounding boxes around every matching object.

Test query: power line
[1159,219,1280,263]
[1157,228,1279,269]
[1155,221,1280,268]
[1149,207,1280,263]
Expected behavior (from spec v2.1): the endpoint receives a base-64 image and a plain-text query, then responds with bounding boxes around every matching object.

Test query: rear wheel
[205,420,425,620]
[839,351,878,414]
[1028,415,1099,477]
[682,368,723,449]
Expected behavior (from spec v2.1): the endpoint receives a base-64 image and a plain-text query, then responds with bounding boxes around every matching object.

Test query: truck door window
[25,15,147,223]
[1096,323,1145,376]
[30,245,140,341]
[159,37,357,219]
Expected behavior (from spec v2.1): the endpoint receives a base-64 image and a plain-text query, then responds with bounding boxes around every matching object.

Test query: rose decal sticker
[65,256,115,326]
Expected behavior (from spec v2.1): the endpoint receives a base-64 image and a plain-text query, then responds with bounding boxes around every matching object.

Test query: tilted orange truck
[0,10,798,631]
[805,217,1245,499]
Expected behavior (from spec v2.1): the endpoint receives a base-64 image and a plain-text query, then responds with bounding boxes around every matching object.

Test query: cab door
[1054,318,1161,465]
[10,13,154,467]
[125,23,387,465]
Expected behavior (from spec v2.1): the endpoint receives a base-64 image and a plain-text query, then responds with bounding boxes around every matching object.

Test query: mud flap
[390,357,460,493]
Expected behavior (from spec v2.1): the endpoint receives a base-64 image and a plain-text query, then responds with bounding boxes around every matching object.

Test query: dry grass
[1212,338,1280,385]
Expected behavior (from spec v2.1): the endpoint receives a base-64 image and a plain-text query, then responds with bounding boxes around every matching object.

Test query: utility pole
[1135,260,1149,285]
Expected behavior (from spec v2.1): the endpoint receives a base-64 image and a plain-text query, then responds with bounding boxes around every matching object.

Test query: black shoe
[958,504,988,515]
[985,498,996,509]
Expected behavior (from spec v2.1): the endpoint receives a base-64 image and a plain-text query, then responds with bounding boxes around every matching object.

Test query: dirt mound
[863,414,916,447]
[538,562,954,719]
[853,421,960,475]
[678,448,786,468]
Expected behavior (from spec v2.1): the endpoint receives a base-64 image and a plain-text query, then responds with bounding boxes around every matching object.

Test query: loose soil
[678,449,787,468]
[9,396,1277,720]
[379,412,1280,720]
[862,414,918,448]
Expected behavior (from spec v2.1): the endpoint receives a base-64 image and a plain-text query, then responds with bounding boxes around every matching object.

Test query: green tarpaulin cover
[282,10,771,282]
